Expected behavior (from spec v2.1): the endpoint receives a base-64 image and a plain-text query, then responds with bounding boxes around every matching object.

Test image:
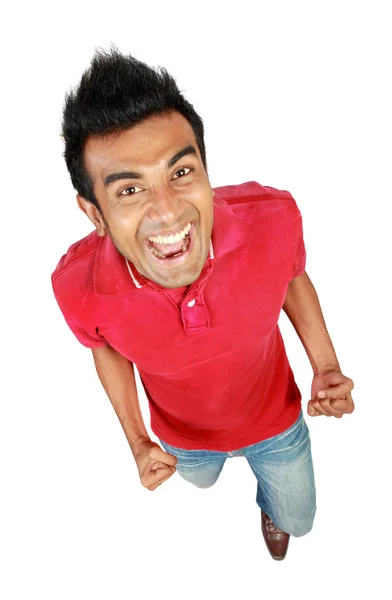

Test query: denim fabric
[159,410,316,537]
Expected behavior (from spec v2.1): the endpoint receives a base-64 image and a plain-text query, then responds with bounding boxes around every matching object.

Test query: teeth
[148,222,192,244]
[148,231,191,259]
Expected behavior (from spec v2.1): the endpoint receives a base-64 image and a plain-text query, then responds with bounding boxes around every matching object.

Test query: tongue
[151,238,185,257]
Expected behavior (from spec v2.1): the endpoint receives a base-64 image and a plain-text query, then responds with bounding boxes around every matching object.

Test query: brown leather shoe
[261,510,290,561]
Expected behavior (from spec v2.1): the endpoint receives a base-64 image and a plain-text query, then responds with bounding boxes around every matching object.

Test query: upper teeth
[148,223,192,244]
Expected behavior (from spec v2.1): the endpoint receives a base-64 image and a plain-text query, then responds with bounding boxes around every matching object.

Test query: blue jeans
[159,409,316,537]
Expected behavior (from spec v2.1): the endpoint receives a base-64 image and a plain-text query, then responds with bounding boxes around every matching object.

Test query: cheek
[110,207,140,235]
[200,197,214,226]
[193,190,213,217]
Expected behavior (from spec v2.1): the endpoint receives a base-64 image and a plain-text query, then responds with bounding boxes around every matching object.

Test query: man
[52,47,355,561]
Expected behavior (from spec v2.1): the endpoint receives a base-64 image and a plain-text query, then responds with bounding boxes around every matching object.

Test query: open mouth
[146,222,194,263]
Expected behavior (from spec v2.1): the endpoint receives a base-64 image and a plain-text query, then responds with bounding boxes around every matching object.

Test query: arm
[282,270,340,375]
[282,270,354,417]
[91,344,150,455]
[92,344,178,490]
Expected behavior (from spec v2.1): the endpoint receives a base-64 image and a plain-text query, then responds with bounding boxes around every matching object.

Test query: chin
[160,259,206,288]
[158,270,200,289]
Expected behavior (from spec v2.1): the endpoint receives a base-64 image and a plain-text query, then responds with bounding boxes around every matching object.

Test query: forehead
[84,111,198,180]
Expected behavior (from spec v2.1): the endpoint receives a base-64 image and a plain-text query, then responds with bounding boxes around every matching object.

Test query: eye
[119,184,144,197]
[172,167,193,179]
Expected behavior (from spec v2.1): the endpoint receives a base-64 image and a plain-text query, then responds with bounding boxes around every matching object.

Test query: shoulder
[213,180,302,225]
[51,230,100,280]
[51,230,100,308]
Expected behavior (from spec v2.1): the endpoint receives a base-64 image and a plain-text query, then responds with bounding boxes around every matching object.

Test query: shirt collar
[93,191,248,296]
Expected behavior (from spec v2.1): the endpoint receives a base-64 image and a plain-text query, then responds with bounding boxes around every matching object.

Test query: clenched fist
[308,368,355,418]
[132,439,178,491]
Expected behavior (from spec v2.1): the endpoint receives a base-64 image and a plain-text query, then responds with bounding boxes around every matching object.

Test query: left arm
[282,270,340,375]
[282,270,355,418]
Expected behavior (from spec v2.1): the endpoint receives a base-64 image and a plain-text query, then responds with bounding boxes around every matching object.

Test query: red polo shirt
[51,181,306,451]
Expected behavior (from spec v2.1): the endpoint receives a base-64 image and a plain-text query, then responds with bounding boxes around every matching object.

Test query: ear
[76,194,106,237]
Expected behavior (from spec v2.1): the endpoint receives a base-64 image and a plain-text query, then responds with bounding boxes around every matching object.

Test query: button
[228,451,234,456]
[187,299,196,307]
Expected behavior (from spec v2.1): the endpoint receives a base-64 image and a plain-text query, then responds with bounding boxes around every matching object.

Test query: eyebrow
[103,144,197,188]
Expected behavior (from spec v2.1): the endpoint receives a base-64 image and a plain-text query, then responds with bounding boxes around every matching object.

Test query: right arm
[91,344,177,490]
[91,344,150,455]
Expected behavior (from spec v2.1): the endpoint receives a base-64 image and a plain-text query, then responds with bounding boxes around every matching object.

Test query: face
[78,110,215,289]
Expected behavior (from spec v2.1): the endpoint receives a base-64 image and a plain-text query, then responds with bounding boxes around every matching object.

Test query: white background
[1,1,391,598]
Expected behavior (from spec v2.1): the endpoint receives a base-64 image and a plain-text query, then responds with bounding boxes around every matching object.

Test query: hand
[132,438,178,491]
[308,369,355,418]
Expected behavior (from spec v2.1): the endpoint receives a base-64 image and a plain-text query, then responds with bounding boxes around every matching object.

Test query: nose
[147,189,185,225]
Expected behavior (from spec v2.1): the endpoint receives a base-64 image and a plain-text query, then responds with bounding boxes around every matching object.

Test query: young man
[52,48,355,561]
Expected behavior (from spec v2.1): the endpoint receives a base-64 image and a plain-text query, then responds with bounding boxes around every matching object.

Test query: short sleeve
[52,277,108,349]
[292,207,306,279]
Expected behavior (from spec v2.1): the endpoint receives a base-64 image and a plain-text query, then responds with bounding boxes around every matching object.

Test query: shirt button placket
[181,293,210,333]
